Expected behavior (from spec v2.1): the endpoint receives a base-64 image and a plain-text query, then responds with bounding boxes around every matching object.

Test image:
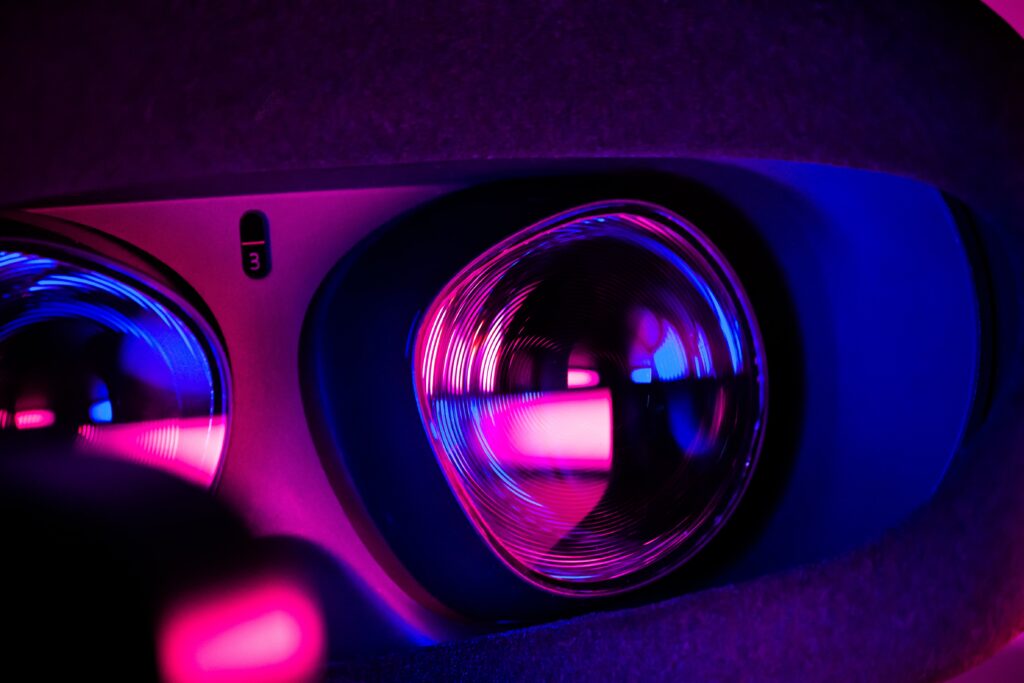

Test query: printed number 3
[248,251,261,271]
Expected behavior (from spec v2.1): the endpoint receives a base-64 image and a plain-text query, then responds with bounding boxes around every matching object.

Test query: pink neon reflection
[159,577,325,683]
[77,416,226,487]
[14,409,56,430]
[480,388,613,469]
[470,388,613,552]
[566,368,601,389]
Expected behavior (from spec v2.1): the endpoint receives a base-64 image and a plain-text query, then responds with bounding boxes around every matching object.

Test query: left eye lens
[0,247,229,487]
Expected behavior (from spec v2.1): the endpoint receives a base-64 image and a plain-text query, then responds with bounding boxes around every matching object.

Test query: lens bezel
[301,173,799,619]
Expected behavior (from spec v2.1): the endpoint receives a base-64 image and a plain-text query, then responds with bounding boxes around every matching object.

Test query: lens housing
[413,201,767,595]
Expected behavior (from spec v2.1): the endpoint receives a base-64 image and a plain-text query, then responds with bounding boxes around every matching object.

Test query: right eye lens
[413,201,768,595]
[0,248,230,487]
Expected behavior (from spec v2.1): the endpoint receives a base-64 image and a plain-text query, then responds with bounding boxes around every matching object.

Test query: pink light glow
[566,368,601,388]
[480,388,613,469]
[77,416,226,487]
[159,577,325,683]
[14,409,56,430]
[0,409,9,429]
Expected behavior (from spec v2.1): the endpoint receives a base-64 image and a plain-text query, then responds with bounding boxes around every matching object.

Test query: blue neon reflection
[89,400,113,423]
[652,325,688,381]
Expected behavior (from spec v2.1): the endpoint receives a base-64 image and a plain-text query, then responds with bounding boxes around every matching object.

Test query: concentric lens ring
[413,201,767,595]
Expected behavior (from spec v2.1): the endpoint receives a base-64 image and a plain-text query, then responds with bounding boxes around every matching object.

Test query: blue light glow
[89,400,113,423]
[653,325,688,381]
[630,367,653,384]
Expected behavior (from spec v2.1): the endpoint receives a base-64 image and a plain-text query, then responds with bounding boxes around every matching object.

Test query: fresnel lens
[414,202,767,594]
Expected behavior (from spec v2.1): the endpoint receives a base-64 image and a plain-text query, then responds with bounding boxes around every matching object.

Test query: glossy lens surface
[414,202,767,594]
[0,248,229,487]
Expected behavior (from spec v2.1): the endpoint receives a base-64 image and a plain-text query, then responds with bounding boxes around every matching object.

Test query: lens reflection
[414,202,767,594]
[0,249,229,487]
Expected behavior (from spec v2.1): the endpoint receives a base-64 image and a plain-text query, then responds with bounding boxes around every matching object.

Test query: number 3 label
[240,211,271,279]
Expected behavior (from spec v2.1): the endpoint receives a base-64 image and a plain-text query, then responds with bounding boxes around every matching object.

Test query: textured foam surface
[3,2,1024,681]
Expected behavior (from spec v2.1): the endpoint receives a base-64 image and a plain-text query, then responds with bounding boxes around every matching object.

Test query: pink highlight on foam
[566,368,601,388]
[14,409,56,430]
[159,577,325,683]
[481,388,613,469]
[985,0,1024,39]
[77,416,226,487]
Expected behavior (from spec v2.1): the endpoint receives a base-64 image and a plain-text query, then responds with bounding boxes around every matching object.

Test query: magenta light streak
[14,409,56,430]
[77,416,226,487]
[159,577,325,683]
